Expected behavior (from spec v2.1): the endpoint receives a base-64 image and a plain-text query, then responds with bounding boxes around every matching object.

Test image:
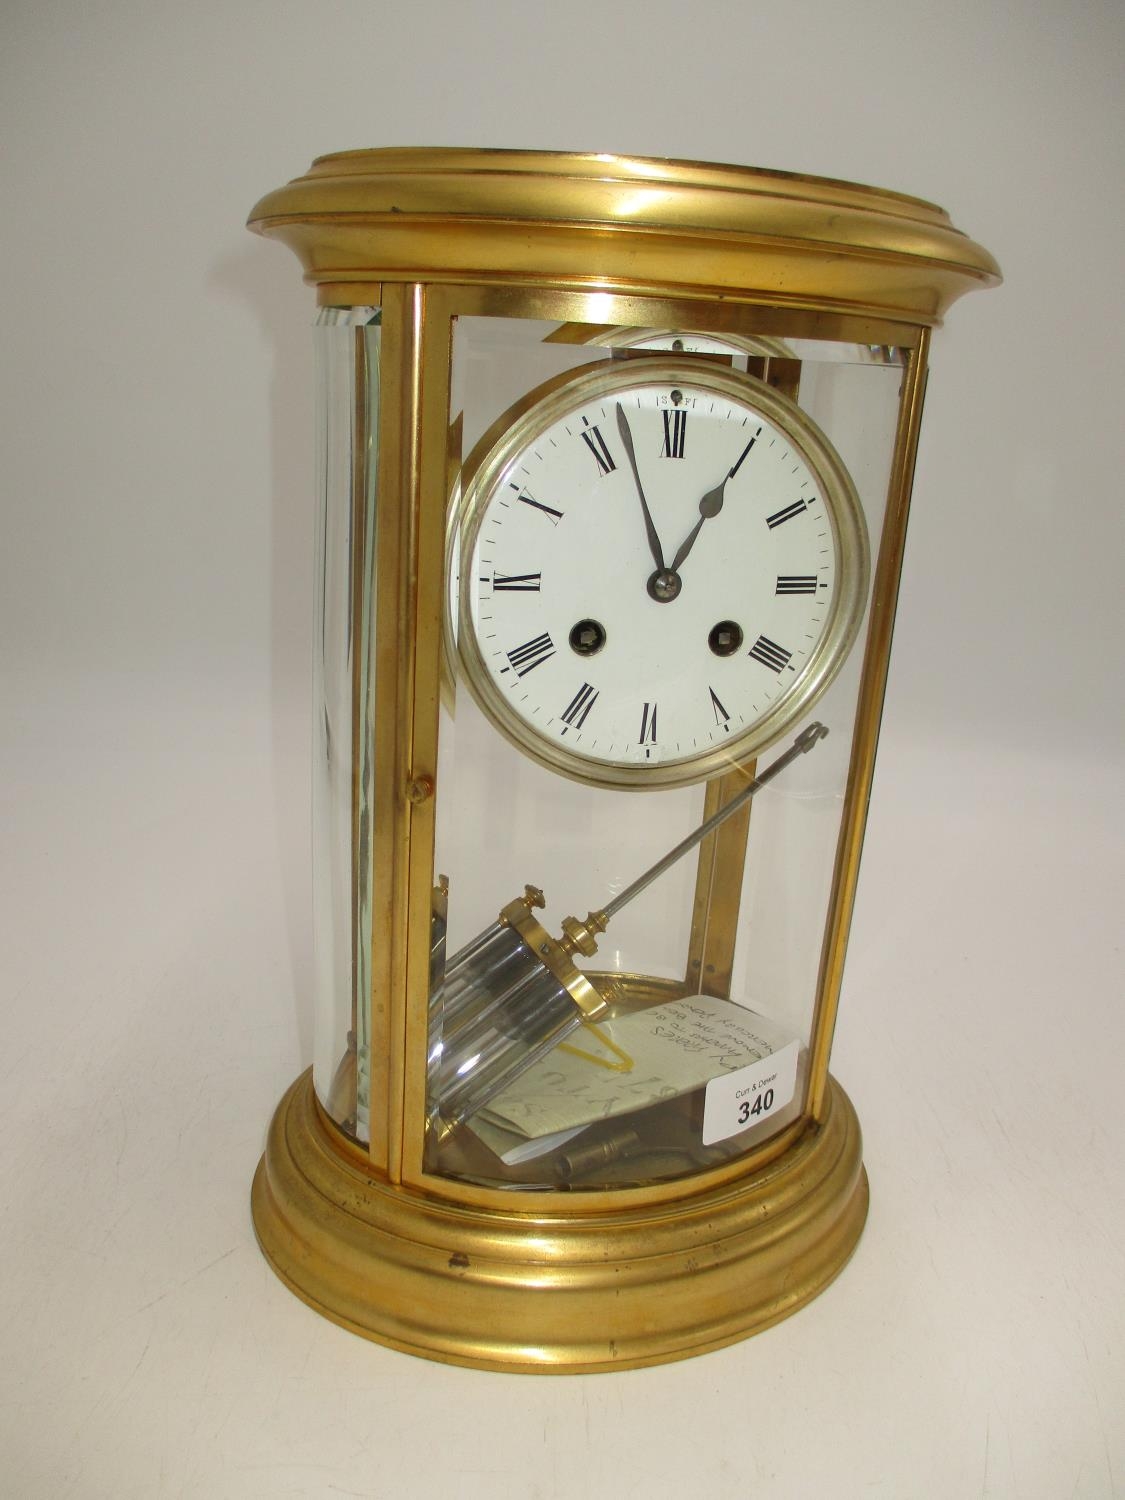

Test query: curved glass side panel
[311,307,380,1142]
[424,314,903,1190]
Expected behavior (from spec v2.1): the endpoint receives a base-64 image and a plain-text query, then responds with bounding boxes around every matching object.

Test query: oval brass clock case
[452,357,870,790]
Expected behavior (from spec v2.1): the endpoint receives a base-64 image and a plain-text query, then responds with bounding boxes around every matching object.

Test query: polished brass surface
[590,969,688,1008]
[559,910,607,959]
[686,761,756,1000]
[424,281,926,352]
[248,148,999,326]
[249,152,997,1368]
[391,286,458,1189]
[252,1067,868,1372]
[365,285,417,1174]
[499,894,610,1021]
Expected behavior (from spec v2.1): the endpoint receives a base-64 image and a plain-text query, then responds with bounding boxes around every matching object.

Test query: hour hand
[615,403,666,573]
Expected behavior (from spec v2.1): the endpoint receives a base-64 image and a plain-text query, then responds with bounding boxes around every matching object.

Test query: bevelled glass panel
[311,308,380,1142]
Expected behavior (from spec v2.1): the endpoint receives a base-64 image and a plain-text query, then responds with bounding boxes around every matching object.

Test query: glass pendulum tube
[427,894,595,1136]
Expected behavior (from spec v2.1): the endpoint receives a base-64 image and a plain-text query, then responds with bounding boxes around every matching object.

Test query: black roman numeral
[748,635,793,673]
[775,575,818,595]
[560,682,599,731]
[765,499,807,529]
[516,489,563,524]
[580,419,616,476]
[661,408,686,458]
[506,632,556,677]
[492,571,542,592]
[639,701,658,745]
[709,687,730,731]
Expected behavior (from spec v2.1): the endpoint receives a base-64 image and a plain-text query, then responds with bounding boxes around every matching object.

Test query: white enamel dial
[454,358,868,789]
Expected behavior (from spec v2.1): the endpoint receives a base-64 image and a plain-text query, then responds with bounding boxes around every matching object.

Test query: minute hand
[670,473,729,572]
[615,404,666,573]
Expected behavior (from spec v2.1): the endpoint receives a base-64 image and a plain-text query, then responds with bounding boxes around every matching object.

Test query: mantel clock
[246,149,998,1371]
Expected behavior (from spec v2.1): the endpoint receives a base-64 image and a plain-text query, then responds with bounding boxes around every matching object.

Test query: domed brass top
[248,147,999,325]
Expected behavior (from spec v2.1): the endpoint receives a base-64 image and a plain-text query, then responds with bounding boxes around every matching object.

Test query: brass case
[247,149,997,1370]
[254,1069,867,1373]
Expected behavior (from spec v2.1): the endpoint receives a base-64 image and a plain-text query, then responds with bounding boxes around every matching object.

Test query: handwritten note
[479,994,796,1141]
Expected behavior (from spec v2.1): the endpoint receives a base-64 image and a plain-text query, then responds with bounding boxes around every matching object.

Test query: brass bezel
[453,355,870,789]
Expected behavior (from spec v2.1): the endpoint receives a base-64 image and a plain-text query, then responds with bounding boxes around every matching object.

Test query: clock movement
[246,149,998,1370]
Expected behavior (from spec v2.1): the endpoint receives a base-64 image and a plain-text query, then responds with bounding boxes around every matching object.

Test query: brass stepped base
[252,1069,868,1373]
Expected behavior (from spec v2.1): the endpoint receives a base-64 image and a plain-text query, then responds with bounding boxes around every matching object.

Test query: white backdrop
[3,3,1123,1497]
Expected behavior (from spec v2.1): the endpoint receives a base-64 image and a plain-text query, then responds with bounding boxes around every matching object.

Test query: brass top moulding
[247,147,1000,322]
